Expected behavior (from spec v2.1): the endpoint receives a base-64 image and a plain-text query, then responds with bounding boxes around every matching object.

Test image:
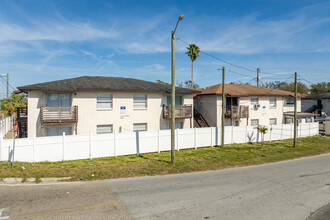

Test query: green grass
[0,135,329,182]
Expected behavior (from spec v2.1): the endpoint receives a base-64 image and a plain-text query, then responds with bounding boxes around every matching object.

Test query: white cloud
[0,19,117,42]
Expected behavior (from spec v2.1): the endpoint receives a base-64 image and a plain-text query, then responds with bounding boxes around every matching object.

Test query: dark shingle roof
[303,92,330,99]
[17,76,199,95]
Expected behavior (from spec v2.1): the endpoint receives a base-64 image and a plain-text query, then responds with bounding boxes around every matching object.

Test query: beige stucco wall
[27,90,46,137]
[240,96,301,126]
[194,95,218,127]
[194,95,301,127]
[27,91,194,137]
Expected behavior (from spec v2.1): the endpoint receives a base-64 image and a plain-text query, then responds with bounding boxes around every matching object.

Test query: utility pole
[221,67,225,147]
[257,68,260,87]
[293,72,297,148]
[170,15,184,164]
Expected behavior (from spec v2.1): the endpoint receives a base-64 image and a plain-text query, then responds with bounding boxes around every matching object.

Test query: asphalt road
[105,153,330,220]
[1,153,330,220]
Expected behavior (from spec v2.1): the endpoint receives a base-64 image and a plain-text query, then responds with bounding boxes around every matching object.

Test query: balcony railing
[225,105,249,119]
[17,106,28,123]
[40,106,78,125]
[163,104,193,119]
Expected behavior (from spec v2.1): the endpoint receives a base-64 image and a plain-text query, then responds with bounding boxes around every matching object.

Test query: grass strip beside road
[0,135,329,182]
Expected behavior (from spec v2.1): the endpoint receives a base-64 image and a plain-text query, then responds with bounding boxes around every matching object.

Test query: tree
[155,80,170,86]
[185,44,200,88]
[264,81,309,94]
[257,126,268,146]
[1,94,26,117]
[176,80,200,89]
[310,82,330,95]
[157,79,200,89]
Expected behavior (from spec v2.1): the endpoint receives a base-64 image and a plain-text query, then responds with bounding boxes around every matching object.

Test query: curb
[0,177,72,184]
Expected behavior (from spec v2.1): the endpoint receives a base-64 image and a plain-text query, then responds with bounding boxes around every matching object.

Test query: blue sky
[0,0,330,97]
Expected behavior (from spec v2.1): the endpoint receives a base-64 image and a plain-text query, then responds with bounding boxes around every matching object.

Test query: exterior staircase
[194,108,209,127]
[305,104,322,113]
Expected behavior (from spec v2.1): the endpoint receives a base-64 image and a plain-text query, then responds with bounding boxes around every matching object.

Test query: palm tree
[1,94,26,117]
[257,126,268,146]
[185,44,200,88]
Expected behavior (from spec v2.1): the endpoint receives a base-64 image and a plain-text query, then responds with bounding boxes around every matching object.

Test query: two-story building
[17,76,198,137]
[302,92,330,117]
[194,83,308,127]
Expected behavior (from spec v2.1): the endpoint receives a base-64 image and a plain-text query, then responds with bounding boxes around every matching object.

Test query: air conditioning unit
[253,104,260,108]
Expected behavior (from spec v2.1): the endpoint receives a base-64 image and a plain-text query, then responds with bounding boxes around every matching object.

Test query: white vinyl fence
[0,116,13,138]
[0,122,319,162]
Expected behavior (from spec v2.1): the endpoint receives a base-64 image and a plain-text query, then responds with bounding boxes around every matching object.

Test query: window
[286,98,294,105]
[225,120,239,126]
[166,122,183,129]
[133,94,147,109]
[133,123,147,132]
[251,119,259,126]
[46,94,71,107]
[97,125,113,134]
[269,98,276,108]
[226,97,238,106]
[46,127,72,136]
[251,98,259,105]
[97,94,112,109]
[167,96,183,105]
[269,118,277,125]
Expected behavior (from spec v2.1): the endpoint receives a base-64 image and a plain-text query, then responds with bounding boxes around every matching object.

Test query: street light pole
[171,15,184,164]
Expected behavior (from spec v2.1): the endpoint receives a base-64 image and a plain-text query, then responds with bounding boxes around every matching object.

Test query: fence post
[281,124,283,140]
[176,129,179,151]
[309,123,311,136]
[33,134,36,162]
[231,126,234,144]
[136,130,140,155]
[89,131,92,159]
[0,134,3,161]
[113,131,117,157]
[245,125,248,143]
[194,127,197,150]
[270,125,272,142]
[62,132,65,161]
[157,129,160,153]
[210,127,213,147]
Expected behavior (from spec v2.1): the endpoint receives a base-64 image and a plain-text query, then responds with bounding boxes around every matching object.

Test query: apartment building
[194,83,310,127]
[18,76,198,137]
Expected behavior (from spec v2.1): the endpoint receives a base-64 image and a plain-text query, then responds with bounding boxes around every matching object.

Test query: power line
[177,37,257,73]
[177,37,294,76]
[298,76,314,85]
[243,77,257,84]
[0,74,17,94]
[227,69,255,78]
